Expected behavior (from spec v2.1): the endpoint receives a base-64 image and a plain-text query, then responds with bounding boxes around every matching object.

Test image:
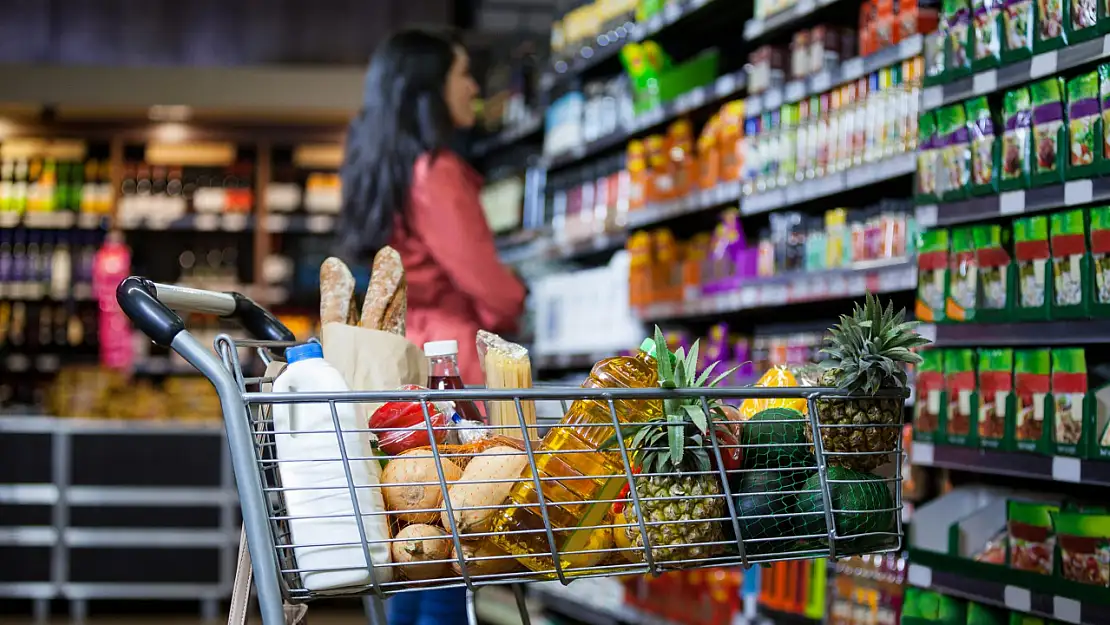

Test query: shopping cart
[116,277,908,625]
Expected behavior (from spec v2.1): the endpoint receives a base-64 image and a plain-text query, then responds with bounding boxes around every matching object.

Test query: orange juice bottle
[719,100,746,181]
[683,232,711,299]
[645,134,673,202]
[668,119,698,199]
[698,114,721,189]
[627,140,648,211]
[489,339,664,572]
[627,230,654,307]
[651,228,681,302]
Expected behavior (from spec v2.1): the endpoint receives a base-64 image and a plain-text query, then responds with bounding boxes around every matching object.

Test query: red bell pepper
[368,384,449,456]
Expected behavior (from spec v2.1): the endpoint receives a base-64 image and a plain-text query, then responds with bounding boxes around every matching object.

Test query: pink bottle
[92,232,133,371]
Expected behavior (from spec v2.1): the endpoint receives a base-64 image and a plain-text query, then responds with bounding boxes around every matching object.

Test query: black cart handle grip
[116,277,295,347]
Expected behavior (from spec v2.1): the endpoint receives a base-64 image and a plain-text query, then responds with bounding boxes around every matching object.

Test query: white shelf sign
[1003,586,1032,613]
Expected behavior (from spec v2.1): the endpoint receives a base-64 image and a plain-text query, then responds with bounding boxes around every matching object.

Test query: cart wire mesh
[214,334,906,604]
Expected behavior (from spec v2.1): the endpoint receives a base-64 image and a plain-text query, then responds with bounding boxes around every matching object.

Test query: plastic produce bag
[368,384,451,456]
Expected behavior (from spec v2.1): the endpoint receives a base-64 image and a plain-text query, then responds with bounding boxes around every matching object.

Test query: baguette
[361,246,405,330]
[382,278,407,336]
[320,257,357,326]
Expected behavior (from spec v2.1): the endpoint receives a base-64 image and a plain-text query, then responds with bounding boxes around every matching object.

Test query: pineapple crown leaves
[819,292,931,394]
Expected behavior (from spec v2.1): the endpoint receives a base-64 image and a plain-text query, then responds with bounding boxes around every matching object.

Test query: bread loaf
[320,258,356,326]
[382,279,407,336]
[361,246,405,330]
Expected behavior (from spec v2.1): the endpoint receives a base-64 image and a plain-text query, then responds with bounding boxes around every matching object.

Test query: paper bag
[321,322,428,424]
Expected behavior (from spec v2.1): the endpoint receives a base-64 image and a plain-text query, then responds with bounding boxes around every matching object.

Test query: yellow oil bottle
[489,338,662,573]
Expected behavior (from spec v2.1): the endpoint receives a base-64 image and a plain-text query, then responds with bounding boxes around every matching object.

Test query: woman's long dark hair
[338,29,460,259]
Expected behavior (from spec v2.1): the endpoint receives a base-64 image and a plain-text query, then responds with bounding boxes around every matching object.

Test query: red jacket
[390,151,526,385]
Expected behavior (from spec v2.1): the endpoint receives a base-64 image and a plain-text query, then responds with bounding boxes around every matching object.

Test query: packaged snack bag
[1030,77,1066,186]
[1066,71,1102,179]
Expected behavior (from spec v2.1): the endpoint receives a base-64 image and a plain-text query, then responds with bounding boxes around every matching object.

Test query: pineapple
[614,328,736,565]
[810,293,930,472]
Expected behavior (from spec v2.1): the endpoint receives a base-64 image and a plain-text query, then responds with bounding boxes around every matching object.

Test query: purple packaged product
[704,323,731,368]
[733,338,754,381]
[703,210,746,294]
[736,248,759,281]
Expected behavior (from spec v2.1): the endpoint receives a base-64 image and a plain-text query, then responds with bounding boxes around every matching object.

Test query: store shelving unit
[0,416,238,622]
[922,320,1110,347]
[920,177,1110,228]
[912,442,1110,487]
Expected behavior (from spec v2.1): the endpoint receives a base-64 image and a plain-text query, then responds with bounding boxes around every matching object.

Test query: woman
[338,29,526,625]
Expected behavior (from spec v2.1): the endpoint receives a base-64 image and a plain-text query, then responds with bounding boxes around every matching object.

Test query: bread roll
[319,257,356,326]
[361,246,405,330]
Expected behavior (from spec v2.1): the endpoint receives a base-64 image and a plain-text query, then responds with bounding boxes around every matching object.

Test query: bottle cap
[424,340,459,357]
[286,342,323,364]
[639,338,659,358]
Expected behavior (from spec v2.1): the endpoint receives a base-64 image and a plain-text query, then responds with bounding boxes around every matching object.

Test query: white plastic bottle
[271,342,392,591]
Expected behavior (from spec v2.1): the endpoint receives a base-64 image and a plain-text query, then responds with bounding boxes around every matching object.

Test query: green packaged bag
[1035,0,1069,51]
[946,0,974,78]
[972,0,1004,70]
[977,348,1015,450]
[917,229,951,323]
[1007,499,1061,574]
[947,227,978,321]
[1015,349,1052,453]
[946,348,978,446]
[967,601,1008,625]
[1066,0,1100,41]
[1066,71,1102,180]
[939,104,972,200]
[917,112,941,203]
[1031,77,1067,186]
[1014,215,1053,320]
[1050,208,1092,318]
[1001,0,1036,62]
[1100,64,1110,176]
[925,28,949,86]
[968,96,1001,195]
[916,349,947,443]
[1051,347,1088,456]
[1001,87,1034,190]
[1050,510,1110,587]
[1091,206,1110,315]
[974,224,1014,320]
[902,587,968,624]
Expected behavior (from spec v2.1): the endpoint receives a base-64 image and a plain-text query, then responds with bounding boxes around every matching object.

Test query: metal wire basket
[116,277,906,625]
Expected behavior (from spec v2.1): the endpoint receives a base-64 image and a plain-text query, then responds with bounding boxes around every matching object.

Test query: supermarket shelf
[0,414,225,435]
[628,152,916,229]
[265,212,337,234]
[543,70,747,171]
[0,210,109,230]
[923,319,1110,346]
[746,35,923,118]
[61,582,226,600]
[472,114,544,157]
[63,527,235,548]
[4,353,63,374]
[912,442,1110,487]
[921,177,1110,228]
[923,34,1110,112]
[636,258,916,321]
[116,212,254,233]
[906,563,1110,624]
[743,0,840,41]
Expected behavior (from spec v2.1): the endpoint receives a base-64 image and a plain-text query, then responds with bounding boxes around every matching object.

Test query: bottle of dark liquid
[424,340,483,423]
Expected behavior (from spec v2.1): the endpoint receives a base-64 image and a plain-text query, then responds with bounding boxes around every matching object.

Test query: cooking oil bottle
[489,338,662,573]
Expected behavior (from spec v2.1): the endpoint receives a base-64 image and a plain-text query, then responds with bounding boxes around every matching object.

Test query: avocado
[794,466,896,553]
[740,407,814,471]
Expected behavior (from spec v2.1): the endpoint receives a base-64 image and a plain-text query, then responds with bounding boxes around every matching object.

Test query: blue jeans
[388,588,468,625]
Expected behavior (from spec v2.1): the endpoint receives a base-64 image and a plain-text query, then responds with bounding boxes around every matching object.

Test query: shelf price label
[972,70,997,95]
[906,564,932,588]
[1003,586,1032,613]
[999,190,1026,215]
[1054,596,1082,624]
[1064,179,1093,206]
[1051,456,1082,483]
[1030,51,1058,78]
[195,213,220,231]
[715,73,739,97]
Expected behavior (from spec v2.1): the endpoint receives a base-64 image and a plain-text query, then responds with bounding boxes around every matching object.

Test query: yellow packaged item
[738,366,808,418]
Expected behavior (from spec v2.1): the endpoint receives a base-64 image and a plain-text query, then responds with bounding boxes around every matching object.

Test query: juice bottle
[697,114,721,190]
[425,340,483,423]
[627,231,654,307]
[627,140,648,211]
[645,134,673,202]
[489,338,663,572]
[668,119,697,198]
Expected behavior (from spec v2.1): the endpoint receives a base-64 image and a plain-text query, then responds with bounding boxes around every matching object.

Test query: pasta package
[477,330,538,438]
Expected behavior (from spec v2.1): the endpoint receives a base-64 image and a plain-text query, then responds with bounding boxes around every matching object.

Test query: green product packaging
[1051,348,1088,456]
[1067,71,1103,179]
[939,104,972,199]
[1050,208,1092,318]
[1014,215,1053,320]
[1015,349,1052,453]
[1050,510,1110,587]
[968,96,1002,195]
[1101,65,1110,176]
[974,224,1015,320]
[917,229,951,323]
[925,28,949,86]
[946,0,974,78]
[1009,615,1049,625]
[902,586,968,624]
[972,0,1004,70]
[1094,366,1110,459]
[1035,0,1069,51]
[1031,77,1067,186]
[947,227,979,321]
[946,348,978,446]
[1067,0,1100,41]
[977,348,1015,450]
[1091,206,1110,316]
[918,112,941,203]
[916,349,947,443]
[967,601,1008,625]
[1001,0,1036,63]
[1001,87,1034,190]
[1007,499,1061,575]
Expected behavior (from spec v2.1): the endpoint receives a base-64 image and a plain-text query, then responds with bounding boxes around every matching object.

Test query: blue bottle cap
[285,342,323,364]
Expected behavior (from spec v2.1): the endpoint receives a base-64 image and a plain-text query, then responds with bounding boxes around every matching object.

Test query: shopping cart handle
[116,276,295,346]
